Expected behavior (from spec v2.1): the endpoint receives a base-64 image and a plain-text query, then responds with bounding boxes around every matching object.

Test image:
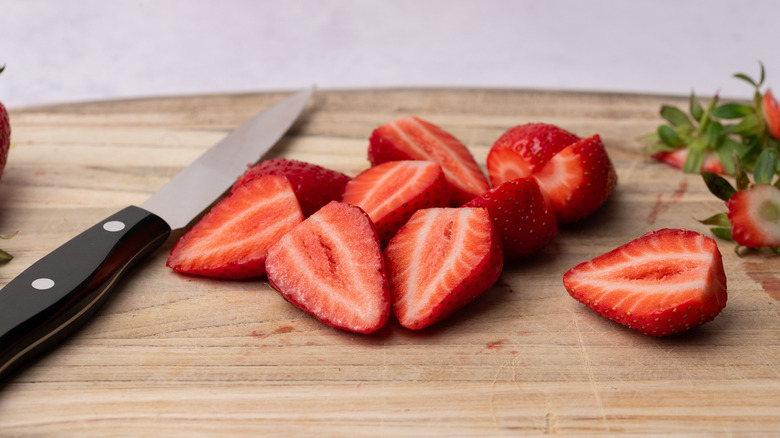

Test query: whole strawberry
[700,148,780,254]
[0,65,11,263]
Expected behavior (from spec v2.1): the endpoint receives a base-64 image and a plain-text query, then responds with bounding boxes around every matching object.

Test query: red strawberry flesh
[563,228,727,337]
[341,160,451,244]
[384,207,503,329]
[265,201,390,334]
[763,89,780,141]
[463,177,557,259]
[486,123,580,186]
[167,174,304,278]
[368,116,489,206]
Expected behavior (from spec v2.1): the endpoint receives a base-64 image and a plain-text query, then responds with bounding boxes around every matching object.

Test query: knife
[0,87,314,380]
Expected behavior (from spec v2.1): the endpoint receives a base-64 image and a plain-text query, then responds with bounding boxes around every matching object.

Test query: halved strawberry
[167,174,304,278]
[763,89,780,141]
[265,201,390,334]
[463,177,557,259]
[651,147,726,175]
[727,184,780,248]
[368,116,490,206]
[563,228,728,337]
[384,207,503,330]
[486,123,580,186]
[341,160,451,244]
[233,158,351,217]
[532,134,617,223]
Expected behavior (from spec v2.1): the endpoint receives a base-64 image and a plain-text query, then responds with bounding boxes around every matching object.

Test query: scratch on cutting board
[571,314,611,432]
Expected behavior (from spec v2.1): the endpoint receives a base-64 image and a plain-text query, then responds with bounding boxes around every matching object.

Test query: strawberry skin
[233,158,351,217]
[368,116,490,206]
[763,89,780,141]
[727,184,780,247]
[384,207,503,329]
[167,174,304,278]
[533,134,617,223]
[0,97,9,181]
[265,201,390,334]
[341,160,451,244]
[486,123,580,187]
[563,228,727,337]
[463,177,557,259]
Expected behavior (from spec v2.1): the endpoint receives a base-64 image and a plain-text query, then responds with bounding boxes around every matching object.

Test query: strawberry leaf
[702,171,736,201]
[712,103,754,119]
[710,227,733,241]
[661,105,694,128]
[683,142,705,173]
[690,92,704,122]
[699,212,731,227]
[657,125,686,147]
[754,148,779,184]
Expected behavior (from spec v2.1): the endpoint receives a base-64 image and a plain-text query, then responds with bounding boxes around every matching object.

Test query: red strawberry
[167,174,304,278]
[563,228,728,337]
[651,147,726,175]
[368,116,490,206]
[727,184,780,248]
[0,66,12,262]
[532,134,617,223]
[486,123,580,187]
[384,207,503,329]
[233,158,350,217]
[763,89,780,141]
[463,177,557,259]
[341,160,451,244]
[265,201,390,334]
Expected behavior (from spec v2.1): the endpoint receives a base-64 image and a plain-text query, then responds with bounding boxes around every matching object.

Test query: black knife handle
[0,206,171,380]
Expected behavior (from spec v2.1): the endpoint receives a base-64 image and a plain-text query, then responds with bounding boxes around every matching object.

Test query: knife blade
[0,87,314,380]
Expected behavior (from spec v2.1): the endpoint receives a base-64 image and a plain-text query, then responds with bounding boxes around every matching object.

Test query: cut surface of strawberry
[533,134,617,223]
[384,207,503,330]
[727,184,780,247]
[341,160,451,244]
[233,158,351,217]
[463,177,557,259]
[265,201,390,334]
[652,147,726,175]
[368,116,490,206]
[167,174,304,279]
[563,228,727,337]
[486,123,580,187]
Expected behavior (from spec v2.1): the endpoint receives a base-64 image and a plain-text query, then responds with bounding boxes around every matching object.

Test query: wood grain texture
[0,89,778,436]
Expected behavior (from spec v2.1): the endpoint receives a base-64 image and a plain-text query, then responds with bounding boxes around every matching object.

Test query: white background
[1,0,778,109]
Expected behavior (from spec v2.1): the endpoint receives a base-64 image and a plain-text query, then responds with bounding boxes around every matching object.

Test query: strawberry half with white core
[486,122,580,187]
[463,177,557,259]
[384,207,503,330]
[233,158,350,217]
[265,201,390,334]
[563,228,727,337]
[532,134,618,223]
[167,174,304,278]
[341,160,450,244]
[701,148,780,253]
[368,116,490,206]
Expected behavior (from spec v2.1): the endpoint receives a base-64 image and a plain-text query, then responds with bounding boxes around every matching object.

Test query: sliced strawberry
[167,174,304,279]
[727,184,780,247]
[563,228,728,337]
[486,123,580,186]
[368,116,490,206]
[265,201,390,334]
[532,134,617,223]
[463,177,557,259]
[763,89,780,141]
[233,158,351,217]
[341,160,451,244]
[384,207,503,329]
[652,147,726,175]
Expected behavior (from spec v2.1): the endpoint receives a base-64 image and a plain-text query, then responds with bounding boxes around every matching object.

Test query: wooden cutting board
[0,89,778,436]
